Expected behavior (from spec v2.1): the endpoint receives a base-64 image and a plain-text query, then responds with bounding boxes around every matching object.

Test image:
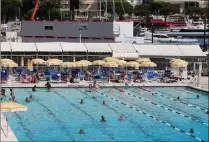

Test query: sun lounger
[162,78,177,83]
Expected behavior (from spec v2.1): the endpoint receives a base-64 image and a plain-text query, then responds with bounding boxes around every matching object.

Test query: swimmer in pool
[10,89,14,96]
[103,101,106,105]
[100,116,106,122]
[177,96,180,101]
[45,82,51,91]
[79,129,85,134]
[190,128,194,133]
[32,85,36,92]
[25,97,30,103]
[119,116,124,121]
[196,95,199,99]
[80,99,84,104]
[11,96,16,102]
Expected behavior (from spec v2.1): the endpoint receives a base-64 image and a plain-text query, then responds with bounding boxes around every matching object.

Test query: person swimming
[79,129,85,134]
[10,96,16,102]
[32,85,36,92]
[100,116,106,122]
[177,96,180,100]
[196,95,199,99]
[45,82,51,91]
[103,101,106,105]
[80,99,84,104]
[190,128,194,133]
[119,116,124,121]
[25,97,30,103]
[93,96,96,99]
[10,89,14,96]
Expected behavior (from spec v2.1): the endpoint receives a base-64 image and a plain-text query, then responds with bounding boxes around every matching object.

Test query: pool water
[2,87,208,141]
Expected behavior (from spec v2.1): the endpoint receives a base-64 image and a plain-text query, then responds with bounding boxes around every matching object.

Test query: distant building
[60,0,104,20]
[18,20,144,43]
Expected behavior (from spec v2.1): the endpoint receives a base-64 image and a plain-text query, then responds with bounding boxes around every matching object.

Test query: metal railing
[188,76,197,87]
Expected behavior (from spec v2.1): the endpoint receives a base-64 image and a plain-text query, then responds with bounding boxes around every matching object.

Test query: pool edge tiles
[1,113,18,142]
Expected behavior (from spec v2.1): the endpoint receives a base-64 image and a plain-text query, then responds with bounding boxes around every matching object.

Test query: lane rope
[142,88,208,112]
[113,87,125,93]
[94,90,206,142]
[123,89,208,126]
[139,87,152,93]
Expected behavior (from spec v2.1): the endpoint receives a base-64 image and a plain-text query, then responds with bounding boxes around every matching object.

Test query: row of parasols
[0,57,188,68]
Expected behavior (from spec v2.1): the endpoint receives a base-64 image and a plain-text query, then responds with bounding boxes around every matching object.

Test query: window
[45,26,53,30]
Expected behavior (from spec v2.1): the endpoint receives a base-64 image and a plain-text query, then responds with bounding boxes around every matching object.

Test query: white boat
[144,32,199,44]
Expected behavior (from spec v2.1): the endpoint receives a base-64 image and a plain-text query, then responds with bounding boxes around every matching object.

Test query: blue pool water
[2,87,208,141]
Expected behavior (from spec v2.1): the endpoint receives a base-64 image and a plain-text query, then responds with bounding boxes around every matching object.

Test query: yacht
[144,32,199,44]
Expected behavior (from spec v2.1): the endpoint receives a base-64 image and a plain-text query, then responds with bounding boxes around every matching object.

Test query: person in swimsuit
[100,116,106,122]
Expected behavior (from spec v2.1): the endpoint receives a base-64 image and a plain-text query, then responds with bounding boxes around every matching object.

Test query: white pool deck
[1,76,208,142]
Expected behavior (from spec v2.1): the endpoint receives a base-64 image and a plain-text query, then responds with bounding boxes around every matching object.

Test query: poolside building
[0,42,207,70]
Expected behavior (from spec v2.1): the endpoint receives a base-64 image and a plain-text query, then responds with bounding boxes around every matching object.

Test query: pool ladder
[188,76,197,87]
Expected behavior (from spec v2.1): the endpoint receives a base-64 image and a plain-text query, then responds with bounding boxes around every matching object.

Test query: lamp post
[79,29,82,43]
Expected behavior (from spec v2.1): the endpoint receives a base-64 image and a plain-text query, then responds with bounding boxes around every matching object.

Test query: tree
[134,4,151,27]
[22,0,62,20]
[186,7,205,17]
[134,4,150,16]
[149,2,164,15]
[106,0,133,15]
[159,2,177,22]
[1,0,22,23]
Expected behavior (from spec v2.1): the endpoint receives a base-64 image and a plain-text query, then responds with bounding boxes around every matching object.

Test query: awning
[133,44,161,56]
[85,43,112,53]
[155,44,183,56]
[178,45,205,56]
[60,42,87,52]
[109,43,136,53]
[112,53,139,60]
[1,42,11,52]
[11,42,37,52]
[36,42,62,52]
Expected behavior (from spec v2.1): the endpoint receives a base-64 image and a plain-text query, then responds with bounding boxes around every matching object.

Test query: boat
[144,32,199,44]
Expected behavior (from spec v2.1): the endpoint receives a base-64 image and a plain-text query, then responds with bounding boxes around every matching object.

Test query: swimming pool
[2,87,208,141]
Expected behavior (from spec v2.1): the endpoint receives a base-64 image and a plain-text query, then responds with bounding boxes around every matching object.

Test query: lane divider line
[139,87,152,93]
[146,89,208,112]
[113,87,125,93]
[94,90,206,142]
[124,90,208,126]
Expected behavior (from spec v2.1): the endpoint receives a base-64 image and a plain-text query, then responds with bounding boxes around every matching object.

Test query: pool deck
[1,113,18,141]
[1,76,208,142]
